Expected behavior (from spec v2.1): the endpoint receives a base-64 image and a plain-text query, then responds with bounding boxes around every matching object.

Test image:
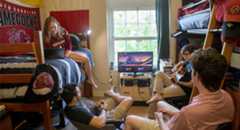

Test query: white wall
[40,0,110,96]
[107,0,155,9]
[169,0,182,63]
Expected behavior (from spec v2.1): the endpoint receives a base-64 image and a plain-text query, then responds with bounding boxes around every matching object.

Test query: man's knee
[155,71,163,76]
[125,115,151,130]
[155,71,166,80]
[125,115,137,125]
[157,101,167,109]
[81,56,89,63]
[123,96,134,109]
[125,96,133,105]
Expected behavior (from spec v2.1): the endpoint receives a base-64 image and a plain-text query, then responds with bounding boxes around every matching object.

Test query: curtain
[156,0,169,69]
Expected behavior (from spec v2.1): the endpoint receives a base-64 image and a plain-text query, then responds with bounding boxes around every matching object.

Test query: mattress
[179,0,209,18]
[178,9,210,31]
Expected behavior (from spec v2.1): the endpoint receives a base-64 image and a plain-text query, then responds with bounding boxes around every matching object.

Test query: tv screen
[118,52,153,72]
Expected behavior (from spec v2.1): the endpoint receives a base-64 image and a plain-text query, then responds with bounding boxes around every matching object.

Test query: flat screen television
[118,52,153,72]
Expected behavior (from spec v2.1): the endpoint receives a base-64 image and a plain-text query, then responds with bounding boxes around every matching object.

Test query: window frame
[108,8,158,69]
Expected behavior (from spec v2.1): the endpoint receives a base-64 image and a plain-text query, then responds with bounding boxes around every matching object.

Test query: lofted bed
[0,1,91,129]
[0,31,52,130]
[0,32,85,130]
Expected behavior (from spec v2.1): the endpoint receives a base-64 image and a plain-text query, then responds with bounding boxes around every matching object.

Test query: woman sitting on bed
[43,16,98,88]
[70,33,95,67]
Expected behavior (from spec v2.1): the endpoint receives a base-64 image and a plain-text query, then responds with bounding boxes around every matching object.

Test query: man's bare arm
[155,112,170,130]
[176,80,193,88]
[89,110,106,128]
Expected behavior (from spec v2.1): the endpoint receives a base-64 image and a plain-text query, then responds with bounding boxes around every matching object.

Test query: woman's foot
[146,94,163,104]
[104,87,115,97]
[87,79,98,88]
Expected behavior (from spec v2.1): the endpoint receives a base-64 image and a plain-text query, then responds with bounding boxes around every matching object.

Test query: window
[111,10,158,67]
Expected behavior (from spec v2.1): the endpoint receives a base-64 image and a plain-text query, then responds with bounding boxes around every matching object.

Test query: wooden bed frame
[189,3,240,130]
[0,31,52,130]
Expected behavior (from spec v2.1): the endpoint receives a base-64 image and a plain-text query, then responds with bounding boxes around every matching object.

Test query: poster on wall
[0,0,41,43]
[50,10,89,33]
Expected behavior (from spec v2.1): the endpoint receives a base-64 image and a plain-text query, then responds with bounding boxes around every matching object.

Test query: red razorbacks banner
[0,0,40,43]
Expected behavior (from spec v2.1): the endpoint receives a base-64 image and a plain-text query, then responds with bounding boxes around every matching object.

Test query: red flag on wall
[50,10,89,33]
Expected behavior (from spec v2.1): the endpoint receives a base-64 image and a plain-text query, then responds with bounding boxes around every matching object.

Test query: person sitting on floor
[61,86,133,128]
[147,44,196,105]
[124,48,234,130]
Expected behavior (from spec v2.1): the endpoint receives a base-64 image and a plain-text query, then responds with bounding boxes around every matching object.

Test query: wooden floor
[53,106,147,130]
[58,106,148,130]
[128,106,148,117]
[28,106,148,130]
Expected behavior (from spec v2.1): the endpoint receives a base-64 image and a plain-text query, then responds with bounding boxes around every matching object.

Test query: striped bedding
[178,9,210,31]
[0,55,37,74]
[0,57,84,101]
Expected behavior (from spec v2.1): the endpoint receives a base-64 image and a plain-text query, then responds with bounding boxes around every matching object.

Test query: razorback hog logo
[228,5,240,15]
[7,28,31,43]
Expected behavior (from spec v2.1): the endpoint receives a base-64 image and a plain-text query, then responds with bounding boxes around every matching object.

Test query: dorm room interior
[0,0,240,130]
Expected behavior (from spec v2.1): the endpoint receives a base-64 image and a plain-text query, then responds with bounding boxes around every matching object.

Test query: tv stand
[123,72,145,77]
[119,72,152,102]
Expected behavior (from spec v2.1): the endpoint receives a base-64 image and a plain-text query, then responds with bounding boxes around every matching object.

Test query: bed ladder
[189,3,239,130]
[189,3,235,100]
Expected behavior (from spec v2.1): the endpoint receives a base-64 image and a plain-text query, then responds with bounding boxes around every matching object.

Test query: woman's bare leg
[105,89,132,103]
[83,60,98,88]
[69,51,98,88]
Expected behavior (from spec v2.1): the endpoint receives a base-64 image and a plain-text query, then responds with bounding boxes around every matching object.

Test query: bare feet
[87,79,98,88]
[104,87,115,97]
[146,94,163,104]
